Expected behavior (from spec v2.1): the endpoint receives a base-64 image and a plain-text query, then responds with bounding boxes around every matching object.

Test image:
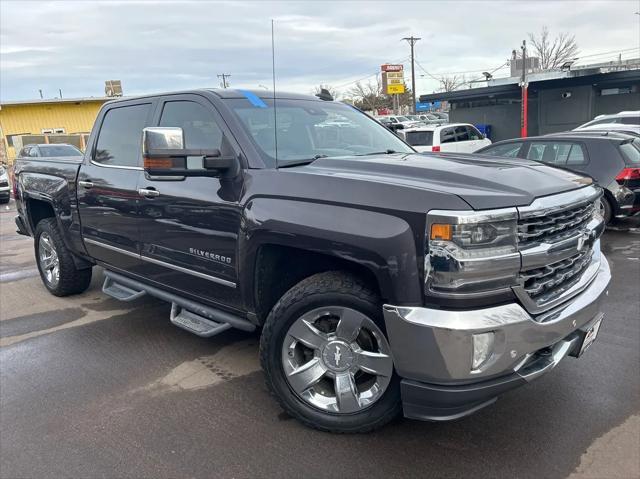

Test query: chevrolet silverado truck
[14,89,610,433]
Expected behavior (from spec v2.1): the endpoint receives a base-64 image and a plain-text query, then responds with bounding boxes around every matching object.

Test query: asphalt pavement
[1,200,638,479]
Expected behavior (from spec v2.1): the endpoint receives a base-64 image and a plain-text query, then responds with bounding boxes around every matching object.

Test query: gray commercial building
[419,67,640,142]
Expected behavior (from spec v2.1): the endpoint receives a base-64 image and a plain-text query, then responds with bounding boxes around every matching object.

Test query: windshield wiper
[355,149,398,156]
[278,154,328,168]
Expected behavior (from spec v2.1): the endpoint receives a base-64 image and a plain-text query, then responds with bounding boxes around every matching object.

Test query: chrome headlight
[425,209,520,297]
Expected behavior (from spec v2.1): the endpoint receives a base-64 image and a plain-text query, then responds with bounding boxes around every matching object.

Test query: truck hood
[297,152,592,209]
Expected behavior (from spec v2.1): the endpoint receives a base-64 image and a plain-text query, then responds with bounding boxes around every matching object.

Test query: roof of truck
[100,89,324,105]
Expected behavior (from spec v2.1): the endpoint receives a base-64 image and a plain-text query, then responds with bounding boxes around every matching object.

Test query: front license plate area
[573,316,604,357]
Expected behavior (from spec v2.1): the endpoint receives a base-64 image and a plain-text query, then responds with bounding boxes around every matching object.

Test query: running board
[102,276,147,301]
[170,303,232,337]
[102,270,256,336]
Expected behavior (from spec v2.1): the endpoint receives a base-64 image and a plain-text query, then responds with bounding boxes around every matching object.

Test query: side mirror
[142,127,235,177]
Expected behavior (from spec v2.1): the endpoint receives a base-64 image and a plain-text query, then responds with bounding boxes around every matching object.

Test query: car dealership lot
[1,201,638,478]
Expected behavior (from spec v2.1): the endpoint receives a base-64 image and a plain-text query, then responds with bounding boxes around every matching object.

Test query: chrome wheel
[38,232,60,287]
[281,306,394,414]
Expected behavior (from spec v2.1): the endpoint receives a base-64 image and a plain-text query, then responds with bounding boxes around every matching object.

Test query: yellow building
[0,97,110,163]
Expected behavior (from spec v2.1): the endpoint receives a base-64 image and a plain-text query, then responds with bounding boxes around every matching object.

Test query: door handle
[78,180,94,189]
[138,188,160,198]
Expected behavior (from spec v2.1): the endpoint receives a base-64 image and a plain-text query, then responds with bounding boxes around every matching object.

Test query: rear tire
[260,271,401,433]
[34,218,92,296]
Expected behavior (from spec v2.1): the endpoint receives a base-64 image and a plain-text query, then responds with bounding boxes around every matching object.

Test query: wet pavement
[1,200,638,478]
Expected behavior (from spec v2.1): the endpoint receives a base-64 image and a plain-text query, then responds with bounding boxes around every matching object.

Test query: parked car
[572,124,640,137]
[430,111,449,122]
[477,131,640,223]
[0,164,10,204]
[407,114,447,126]
[17,143,84,159]
[397,123,491,153]
[14,89,609,433]
[378,115,423,129]
[575,110,640,130]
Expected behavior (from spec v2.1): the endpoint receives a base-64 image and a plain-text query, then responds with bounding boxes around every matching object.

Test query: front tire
[600,196,613,225]
[260,271,401,433]
[34,218,92,296]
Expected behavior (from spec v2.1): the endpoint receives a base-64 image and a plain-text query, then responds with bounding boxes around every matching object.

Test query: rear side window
[619,140,640,165]
[526,142,587,166]
[480,142,523,157]
[454,126,469,141]
[440,127,456,144]
[405,131,434,146]
[94,103,151,167]
[621,116,640,125]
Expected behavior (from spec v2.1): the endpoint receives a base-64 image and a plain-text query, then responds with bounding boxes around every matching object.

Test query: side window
[454,126,469,141]
[482,142,523,157]
[526,142,571,165]
[467,126,482,140]
[160,101,223,149]
[440,128,456,143]
[566,144,587,165]
[94,103,151,167]
[621,116,640,125]
[29,148,39,158]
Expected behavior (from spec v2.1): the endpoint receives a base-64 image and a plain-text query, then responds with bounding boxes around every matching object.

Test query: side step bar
[102,270,256,336]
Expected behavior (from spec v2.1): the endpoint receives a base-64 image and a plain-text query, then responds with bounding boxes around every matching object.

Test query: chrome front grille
[515,186,604,314]
[517,201,595,246]
[521,249,594,307]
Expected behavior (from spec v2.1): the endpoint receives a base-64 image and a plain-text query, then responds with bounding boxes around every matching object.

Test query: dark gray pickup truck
[14,89,610,432]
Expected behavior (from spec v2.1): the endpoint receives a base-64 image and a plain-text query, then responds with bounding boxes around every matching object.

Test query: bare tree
[347,77,384,112]
[528,26,579,70]
[313,84,340,100]
[438,75,465,92]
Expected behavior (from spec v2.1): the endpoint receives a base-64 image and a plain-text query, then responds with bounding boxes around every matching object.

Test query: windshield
[38,144,83,157]
[395,116,410,122]
[228,98,413,166]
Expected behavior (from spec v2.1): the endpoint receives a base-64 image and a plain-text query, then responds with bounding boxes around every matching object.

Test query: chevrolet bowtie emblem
[334,346,342,366]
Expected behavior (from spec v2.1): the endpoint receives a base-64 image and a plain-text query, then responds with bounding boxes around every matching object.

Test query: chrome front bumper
[383,254,611,385]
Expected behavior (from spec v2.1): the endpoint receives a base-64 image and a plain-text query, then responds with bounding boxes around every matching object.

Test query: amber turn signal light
[144,157,175,169]
[430,223,452,241]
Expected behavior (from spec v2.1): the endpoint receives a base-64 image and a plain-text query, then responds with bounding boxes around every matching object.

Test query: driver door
[135,94,245,309]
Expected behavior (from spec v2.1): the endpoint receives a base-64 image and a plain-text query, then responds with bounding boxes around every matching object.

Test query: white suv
[397,123,491,153]
[575,111,640,130]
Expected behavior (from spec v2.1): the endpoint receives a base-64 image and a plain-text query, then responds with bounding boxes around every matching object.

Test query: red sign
[381,64,403,72]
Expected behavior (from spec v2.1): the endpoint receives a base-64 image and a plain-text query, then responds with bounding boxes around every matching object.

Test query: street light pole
[402,36,421,114]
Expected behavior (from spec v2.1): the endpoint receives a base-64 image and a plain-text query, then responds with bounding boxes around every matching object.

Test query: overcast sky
[1,0,638,101]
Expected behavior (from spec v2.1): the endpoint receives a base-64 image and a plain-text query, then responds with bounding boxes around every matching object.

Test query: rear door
[439,126,457,152]
[77,100,152,271]
[135,94,244,309]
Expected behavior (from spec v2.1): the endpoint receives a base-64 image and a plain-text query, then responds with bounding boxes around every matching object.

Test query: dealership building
[419,63,640,142]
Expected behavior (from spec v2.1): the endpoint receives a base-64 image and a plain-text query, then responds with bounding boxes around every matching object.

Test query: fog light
[472,332,495,370]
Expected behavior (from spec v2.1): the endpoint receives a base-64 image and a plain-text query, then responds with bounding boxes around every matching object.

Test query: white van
[398,123,491,153]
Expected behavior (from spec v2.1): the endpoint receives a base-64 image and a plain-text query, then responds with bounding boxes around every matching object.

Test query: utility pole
[520,40,528,138]
[217,73,231,89]
[402,36,420,114]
